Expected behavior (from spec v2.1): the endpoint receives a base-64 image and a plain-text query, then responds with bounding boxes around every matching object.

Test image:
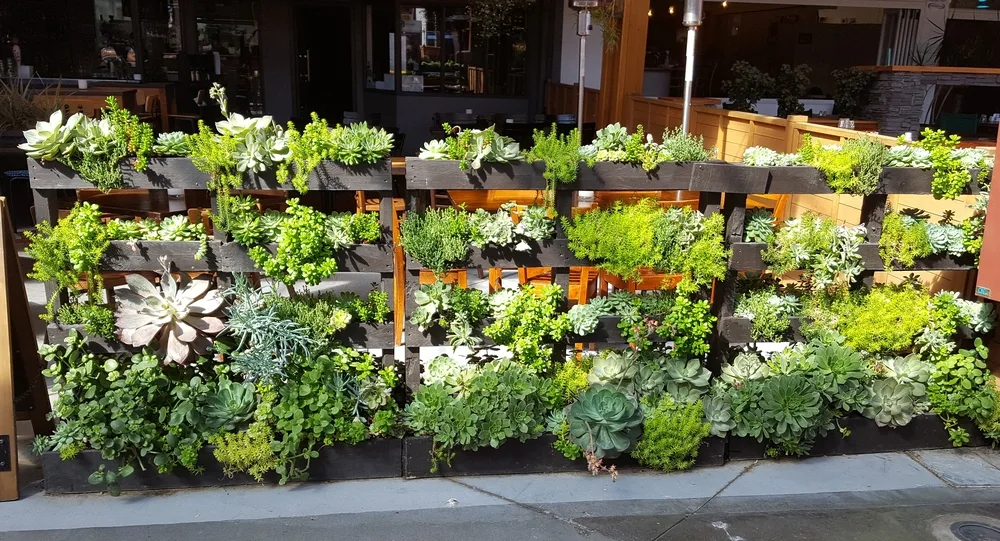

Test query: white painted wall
[558,3,603,90]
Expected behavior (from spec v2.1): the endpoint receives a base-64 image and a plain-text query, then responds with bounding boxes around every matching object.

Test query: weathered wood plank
[730,243,976,272]
[405,159,547,190]
[572,161,769,192]
[404,239,585,270]
[27,158,391,191]
[43,439,403,494]
[99,241,394,273]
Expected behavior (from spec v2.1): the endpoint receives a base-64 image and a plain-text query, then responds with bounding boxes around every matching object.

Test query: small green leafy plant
[527,124,581,206]
[631,396,710,472]
[418,124,521,170]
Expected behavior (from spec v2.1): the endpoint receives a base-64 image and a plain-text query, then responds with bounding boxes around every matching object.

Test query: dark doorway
[295,4,353,123]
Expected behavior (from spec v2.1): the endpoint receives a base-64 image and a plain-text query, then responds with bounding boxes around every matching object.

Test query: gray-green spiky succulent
[418,139,449,160]
[152,131,191,156]
[925,222,965,257]
[744,208,777,243]
[721,351,770,385]
[865,378,916,428]
[703,395,735,437]
[879,354,933,397]
[663,357,712,404]
[588,350,639,387]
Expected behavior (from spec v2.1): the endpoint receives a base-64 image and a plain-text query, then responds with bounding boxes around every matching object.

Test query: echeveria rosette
[115,261,225,365]
[760,374,823,443]
[565,385,643,459]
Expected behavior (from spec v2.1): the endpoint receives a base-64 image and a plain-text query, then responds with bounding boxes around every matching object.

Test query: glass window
[366,3,397,90]
[94,0,137,79]
[195,0,264,115]
[393,3,528,96]
[137,0,183,82]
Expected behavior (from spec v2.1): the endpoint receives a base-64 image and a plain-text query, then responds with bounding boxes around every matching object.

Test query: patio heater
[681,0,704,134]
[569,0,598,133]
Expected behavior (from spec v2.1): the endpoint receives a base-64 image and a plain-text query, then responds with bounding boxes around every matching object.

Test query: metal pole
[681,25,697,135]
[576,8,590,134]
[578,33,586,133]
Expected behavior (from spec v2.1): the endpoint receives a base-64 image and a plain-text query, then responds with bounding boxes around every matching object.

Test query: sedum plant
[879,211,932,271]
[565,384,644,459]
[405,359,558,470]
[278,114,393,192]
[115,260,225,365]
[563,199,729,292]
[631,396,710,473]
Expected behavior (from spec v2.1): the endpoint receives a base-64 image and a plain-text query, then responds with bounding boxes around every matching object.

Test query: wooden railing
[624,95,984,295]
[545,81,600,123]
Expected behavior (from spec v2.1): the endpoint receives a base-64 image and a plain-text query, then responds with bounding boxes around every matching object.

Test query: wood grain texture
[730,243,976,272]
[405,159,547,190]
[99,241,394,273]
[27,158,391,191]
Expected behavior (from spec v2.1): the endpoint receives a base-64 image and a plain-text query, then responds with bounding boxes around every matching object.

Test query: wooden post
[1,197,54,502]
[596,0,651,126]
[785,115,809,154]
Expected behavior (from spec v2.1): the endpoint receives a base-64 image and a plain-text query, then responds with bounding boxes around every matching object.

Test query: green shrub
[721,61,775,113]
[776,64,811,118]
[831,67,876,118]
[631,396,710,472]
[527,124,581,206]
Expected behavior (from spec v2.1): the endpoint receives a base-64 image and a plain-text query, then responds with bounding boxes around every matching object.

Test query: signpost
[0,197,53,501]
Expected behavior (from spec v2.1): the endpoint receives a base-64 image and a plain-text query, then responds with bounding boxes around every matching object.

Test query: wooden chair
[137,95,162,130]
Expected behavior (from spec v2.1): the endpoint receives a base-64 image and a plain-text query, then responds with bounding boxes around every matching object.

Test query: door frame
[291,0,363,121]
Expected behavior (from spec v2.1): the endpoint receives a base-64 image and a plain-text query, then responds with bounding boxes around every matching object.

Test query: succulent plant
[587,350,639,387]
[235,128,289,172]
[663,357,712,404]
[565,384,643,458]
[925,222,965,257]
[759,374,823,441]
[721,351,770,385]
[866,378,916,427]
[811,343,866,397]
[409,280,452,331]
[956,298,997,334]
[418,139,449,160]
[880,354,933,397]
[567,302,606,336]
[115,260,225,364]
[19,110,83,160]
[152,131,191,156]
[744,208,777,243]
[884,145,932,168]
[742,146,803,167]
[703,395,736,437]
[202,377,257,431]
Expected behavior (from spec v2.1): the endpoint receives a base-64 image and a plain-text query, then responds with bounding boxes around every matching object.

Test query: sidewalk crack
[446,478,611,539]
[649,460,759,541]
[904,450,957,489]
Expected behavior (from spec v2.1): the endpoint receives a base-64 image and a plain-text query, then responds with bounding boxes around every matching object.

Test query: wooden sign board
[0,196,53,501]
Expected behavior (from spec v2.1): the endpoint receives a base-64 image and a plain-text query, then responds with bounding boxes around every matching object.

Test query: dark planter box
[43,438,403,494]
[405,159,547,190]
[404,239,584,270]
[49,320,395,353]
[98,240,394,273]
[730,243,974,272]
[573,161,769,193]
[27,158,392,191]
[403,435,726,478]
[727,414,987,461]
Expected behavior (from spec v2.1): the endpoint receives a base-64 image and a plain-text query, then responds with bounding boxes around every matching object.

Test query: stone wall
[867,70,1000,137]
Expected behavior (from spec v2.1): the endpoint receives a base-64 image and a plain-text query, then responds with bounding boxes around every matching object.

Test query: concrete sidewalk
[3,448,1000,541]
